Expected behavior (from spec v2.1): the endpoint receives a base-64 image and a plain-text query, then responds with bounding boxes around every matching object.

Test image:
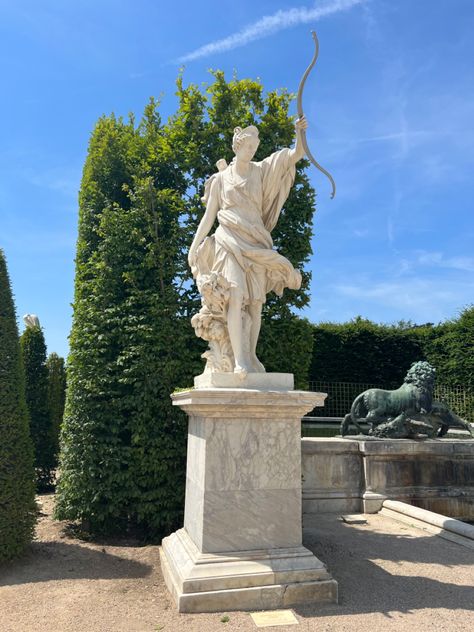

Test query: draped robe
[197,148,302,304]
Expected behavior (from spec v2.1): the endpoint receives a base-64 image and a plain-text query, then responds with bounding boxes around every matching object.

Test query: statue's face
[235,136,259,162]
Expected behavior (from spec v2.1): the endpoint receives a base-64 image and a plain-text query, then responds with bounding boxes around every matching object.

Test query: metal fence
[433,383,474,422]
[307,380,474,422]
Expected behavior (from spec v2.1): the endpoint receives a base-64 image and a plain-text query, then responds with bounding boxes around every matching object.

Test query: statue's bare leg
[227,286,249,375]
[248,301,265,372]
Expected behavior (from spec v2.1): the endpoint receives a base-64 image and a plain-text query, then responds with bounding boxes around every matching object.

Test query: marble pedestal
[161,385,338,613]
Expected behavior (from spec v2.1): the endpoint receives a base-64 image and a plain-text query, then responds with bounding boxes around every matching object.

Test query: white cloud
[176,0,367,63]
[416,251,474,273]
[353,228,369,237]
[348,130,434,145]
[25,166,81,198]
[334,277,474,323]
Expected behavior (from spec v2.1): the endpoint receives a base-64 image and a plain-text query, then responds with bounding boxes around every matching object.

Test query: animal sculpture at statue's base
[340,361,474,439]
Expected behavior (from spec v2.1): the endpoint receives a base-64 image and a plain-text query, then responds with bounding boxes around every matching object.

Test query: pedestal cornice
[172,387,326,419]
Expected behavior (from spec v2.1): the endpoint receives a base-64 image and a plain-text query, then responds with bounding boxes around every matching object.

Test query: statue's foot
[234,365,248,380]
[250,355,266,373]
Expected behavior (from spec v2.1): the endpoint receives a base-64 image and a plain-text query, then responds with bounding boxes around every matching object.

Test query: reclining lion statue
[340,361,473,439]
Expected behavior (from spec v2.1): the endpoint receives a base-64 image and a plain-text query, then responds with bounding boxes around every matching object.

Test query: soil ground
[0,494,473,632]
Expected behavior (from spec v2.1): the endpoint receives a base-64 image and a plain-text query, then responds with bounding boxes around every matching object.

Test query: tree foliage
[56,73,316,537]
[0,249,36,561]
[20,324,55,490]
[46,352,66,462]
[427,306,474,420]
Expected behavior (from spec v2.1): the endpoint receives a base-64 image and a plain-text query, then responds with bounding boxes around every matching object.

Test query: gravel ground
[0,494,473,632]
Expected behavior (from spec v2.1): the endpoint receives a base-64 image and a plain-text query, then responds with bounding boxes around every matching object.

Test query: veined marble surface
[195,417,301,491]
[184,414,302,552]
[200,488,302,552]
[164,386,336,610]
[176,388,323,554]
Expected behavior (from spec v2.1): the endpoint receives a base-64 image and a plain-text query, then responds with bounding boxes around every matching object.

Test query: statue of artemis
[188,116,308,378]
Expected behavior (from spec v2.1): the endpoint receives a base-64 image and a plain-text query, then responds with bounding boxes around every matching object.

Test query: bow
[297,30,336,199]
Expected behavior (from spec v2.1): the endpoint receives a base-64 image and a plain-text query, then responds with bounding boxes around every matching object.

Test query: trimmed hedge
[55,110,197,538]
[0,249,36,561]
[46,352,66,464]
[310,307,474,390]
[20,324,55,490]
[425,306,474,388]
[310,317,431,385]
[310,310,474,419]
[259,310,313,389]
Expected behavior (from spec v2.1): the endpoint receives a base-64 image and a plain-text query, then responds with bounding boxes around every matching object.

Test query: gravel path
[0,495,473,631]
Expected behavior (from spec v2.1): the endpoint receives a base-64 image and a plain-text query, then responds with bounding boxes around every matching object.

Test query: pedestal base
[161,528,337,613]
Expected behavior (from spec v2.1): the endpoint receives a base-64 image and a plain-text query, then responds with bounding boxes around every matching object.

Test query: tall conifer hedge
[20,323,55,489]
[46,352,66,463]
[0,249,36,560]
[55,105,198,537]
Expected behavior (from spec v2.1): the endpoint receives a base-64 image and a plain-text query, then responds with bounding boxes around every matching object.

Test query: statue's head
[404,361,436,389]
[232,125,260,161]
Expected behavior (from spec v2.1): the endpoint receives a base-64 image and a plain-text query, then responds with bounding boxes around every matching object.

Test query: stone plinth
[161,387,337,613]
[194,371,294,391]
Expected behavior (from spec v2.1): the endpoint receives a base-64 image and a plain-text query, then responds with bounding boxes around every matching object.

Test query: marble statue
[23,314,40,328]
[340,361,474,439]
[188,119,308,377]
[188,30,335,380]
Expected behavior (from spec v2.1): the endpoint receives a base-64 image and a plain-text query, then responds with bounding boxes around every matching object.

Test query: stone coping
[381,500,474,550]
[302,437,474,455]
[383,500,474,539]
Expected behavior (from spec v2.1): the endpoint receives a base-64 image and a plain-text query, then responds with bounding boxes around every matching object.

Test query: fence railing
[307,381,474,423]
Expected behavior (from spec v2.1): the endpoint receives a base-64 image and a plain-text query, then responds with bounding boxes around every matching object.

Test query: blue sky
[1,0,473,358]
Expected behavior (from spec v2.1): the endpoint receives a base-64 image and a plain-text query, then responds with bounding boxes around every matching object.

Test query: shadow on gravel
[299,516,474,619]
[0,540,152,587]
[303,514,474,566]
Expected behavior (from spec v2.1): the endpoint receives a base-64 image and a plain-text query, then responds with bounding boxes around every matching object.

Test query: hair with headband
[232,125,259,153]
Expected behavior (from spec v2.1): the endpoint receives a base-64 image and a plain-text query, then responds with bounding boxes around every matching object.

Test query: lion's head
[404,361,436,390]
